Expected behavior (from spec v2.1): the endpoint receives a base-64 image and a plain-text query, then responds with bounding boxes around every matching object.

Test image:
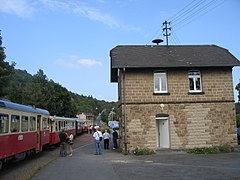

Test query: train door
[37,115,41,152]
[156,116,170,148]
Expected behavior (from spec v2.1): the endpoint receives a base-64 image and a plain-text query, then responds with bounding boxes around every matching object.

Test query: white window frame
[188,70,202,93]
[154,71,168,93]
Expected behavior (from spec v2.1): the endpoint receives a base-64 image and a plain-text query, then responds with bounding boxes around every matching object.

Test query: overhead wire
[173,0,225,31]
[147,0,226,45]
[172,0,224,30]
[167,0,199,22]
[171,29,181,44]
[169,0,207,24]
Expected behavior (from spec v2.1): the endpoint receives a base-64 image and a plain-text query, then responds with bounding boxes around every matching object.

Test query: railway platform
[2,133,240,180]
[32,133,240,180]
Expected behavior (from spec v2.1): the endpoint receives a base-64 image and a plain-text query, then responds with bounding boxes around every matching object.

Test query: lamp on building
[160,103,164,110]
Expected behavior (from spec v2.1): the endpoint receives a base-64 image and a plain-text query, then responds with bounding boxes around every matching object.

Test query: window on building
[30,116,36,131]
[21,115,29,132]
[188,70,202,92]
[11,115,20,132]
[0,113,9,134]
[154,71,168,93]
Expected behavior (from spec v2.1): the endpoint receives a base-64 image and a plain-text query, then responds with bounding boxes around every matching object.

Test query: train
[0,99,92,169]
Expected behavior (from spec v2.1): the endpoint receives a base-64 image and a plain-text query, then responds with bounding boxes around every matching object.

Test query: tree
[6,69,33,103]
[0,31,15,97]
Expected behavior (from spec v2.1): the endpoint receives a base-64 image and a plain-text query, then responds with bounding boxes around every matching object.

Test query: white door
[156,117,170,148]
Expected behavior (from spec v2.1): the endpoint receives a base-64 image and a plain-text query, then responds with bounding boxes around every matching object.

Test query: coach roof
[110,45,240,82]
[0,99,49,115]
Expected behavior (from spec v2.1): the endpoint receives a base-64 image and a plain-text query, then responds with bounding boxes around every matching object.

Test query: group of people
[59,130,74,157]
[59,127,119,157]
[92,127,118,155]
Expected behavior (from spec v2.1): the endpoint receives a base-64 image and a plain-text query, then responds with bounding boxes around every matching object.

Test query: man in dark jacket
[59,130,67,157]
[112,128,118,149]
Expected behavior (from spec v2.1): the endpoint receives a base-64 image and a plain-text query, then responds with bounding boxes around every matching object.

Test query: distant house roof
[110,45,240,82]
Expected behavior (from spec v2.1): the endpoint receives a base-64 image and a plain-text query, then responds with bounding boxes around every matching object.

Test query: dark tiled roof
[110,45,240,82]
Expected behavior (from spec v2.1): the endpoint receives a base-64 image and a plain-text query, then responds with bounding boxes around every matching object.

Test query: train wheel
[14,152,26,162]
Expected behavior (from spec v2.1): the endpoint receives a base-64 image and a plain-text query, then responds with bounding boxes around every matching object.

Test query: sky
[0,0,239,102]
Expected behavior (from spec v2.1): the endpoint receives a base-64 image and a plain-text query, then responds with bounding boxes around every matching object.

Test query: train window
[0,113,9,134]
[72,122,75,128]
[11,115,20,132]
[59,121,64,131]
[42,117,48,130]
[30,116,36,131]
[21,116,29,132]
[55,121,59,131]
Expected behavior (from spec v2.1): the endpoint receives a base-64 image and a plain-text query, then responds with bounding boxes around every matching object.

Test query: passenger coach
[0,99,89,170]
[49,116,76,145]
[0,100,50,169]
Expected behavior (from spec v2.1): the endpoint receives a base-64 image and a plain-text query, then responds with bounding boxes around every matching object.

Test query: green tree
[46,80,76,116]
[6,69,33,103]
[0,31,15,97]
[19,69,50,108]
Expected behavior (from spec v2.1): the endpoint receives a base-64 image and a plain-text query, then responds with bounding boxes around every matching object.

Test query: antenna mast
[162,21,171,45]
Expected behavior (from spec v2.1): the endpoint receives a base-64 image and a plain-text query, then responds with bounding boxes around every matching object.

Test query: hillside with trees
[0,32,117,122]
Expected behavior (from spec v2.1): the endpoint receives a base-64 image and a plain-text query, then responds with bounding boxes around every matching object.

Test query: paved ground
[1,133,240,180]
[31,133,240,180]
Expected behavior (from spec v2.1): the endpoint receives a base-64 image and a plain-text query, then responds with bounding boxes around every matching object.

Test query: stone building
[110,45,240,152]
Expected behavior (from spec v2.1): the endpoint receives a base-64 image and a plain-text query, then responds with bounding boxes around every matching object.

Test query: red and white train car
[49,116,76,145]
[0,100,50,169]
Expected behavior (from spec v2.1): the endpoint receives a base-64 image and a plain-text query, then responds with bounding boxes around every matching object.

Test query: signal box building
[110,45,240,152]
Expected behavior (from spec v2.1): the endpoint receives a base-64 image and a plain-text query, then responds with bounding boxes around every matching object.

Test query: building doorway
[156,116,170,148]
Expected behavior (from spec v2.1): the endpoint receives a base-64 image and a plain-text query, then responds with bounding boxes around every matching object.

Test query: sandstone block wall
[117,68,237,152]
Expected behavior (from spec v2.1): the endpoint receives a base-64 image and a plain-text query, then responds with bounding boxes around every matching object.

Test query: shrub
[133,148,155,156]
[187,144,233,154]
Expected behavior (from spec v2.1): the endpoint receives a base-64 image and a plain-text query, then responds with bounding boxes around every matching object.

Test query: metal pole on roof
[162,21,171,46]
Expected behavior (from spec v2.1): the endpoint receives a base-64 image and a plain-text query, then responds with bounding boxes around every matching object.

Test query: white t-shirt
[69,134,74,141]
[103,132,110,140]
[93,130,103,140]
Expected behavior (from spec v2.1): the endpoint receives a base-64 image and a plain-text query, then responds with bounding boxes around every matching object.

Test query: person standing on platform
[93,126,103,155]
[112,128,118,149]
[59,129,67,157]
[103,130,111,149]
[89,125,93,134]
[68,132,74,156]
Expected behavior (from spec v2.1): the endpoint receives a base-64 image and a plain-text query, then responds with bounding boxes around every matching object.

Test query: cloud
[72,4,119,29]
[56,55,102,69]
[0,0,35,18]
[0,0,137,30]
[39,0,120,29]
[77,59,102,66]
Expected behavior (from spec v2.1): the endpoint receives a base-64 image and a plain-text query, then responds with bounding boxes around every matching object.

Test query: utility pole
[162,21,171,46]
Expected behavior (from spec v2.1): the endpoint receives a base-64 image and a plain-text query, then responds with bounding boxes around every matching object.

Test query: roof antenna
[152,39,163,45]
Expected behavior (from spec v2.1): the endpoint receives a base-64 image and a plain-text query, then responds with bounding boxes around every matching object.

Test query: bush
[187,144,233,154]
[133,148,155,156]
